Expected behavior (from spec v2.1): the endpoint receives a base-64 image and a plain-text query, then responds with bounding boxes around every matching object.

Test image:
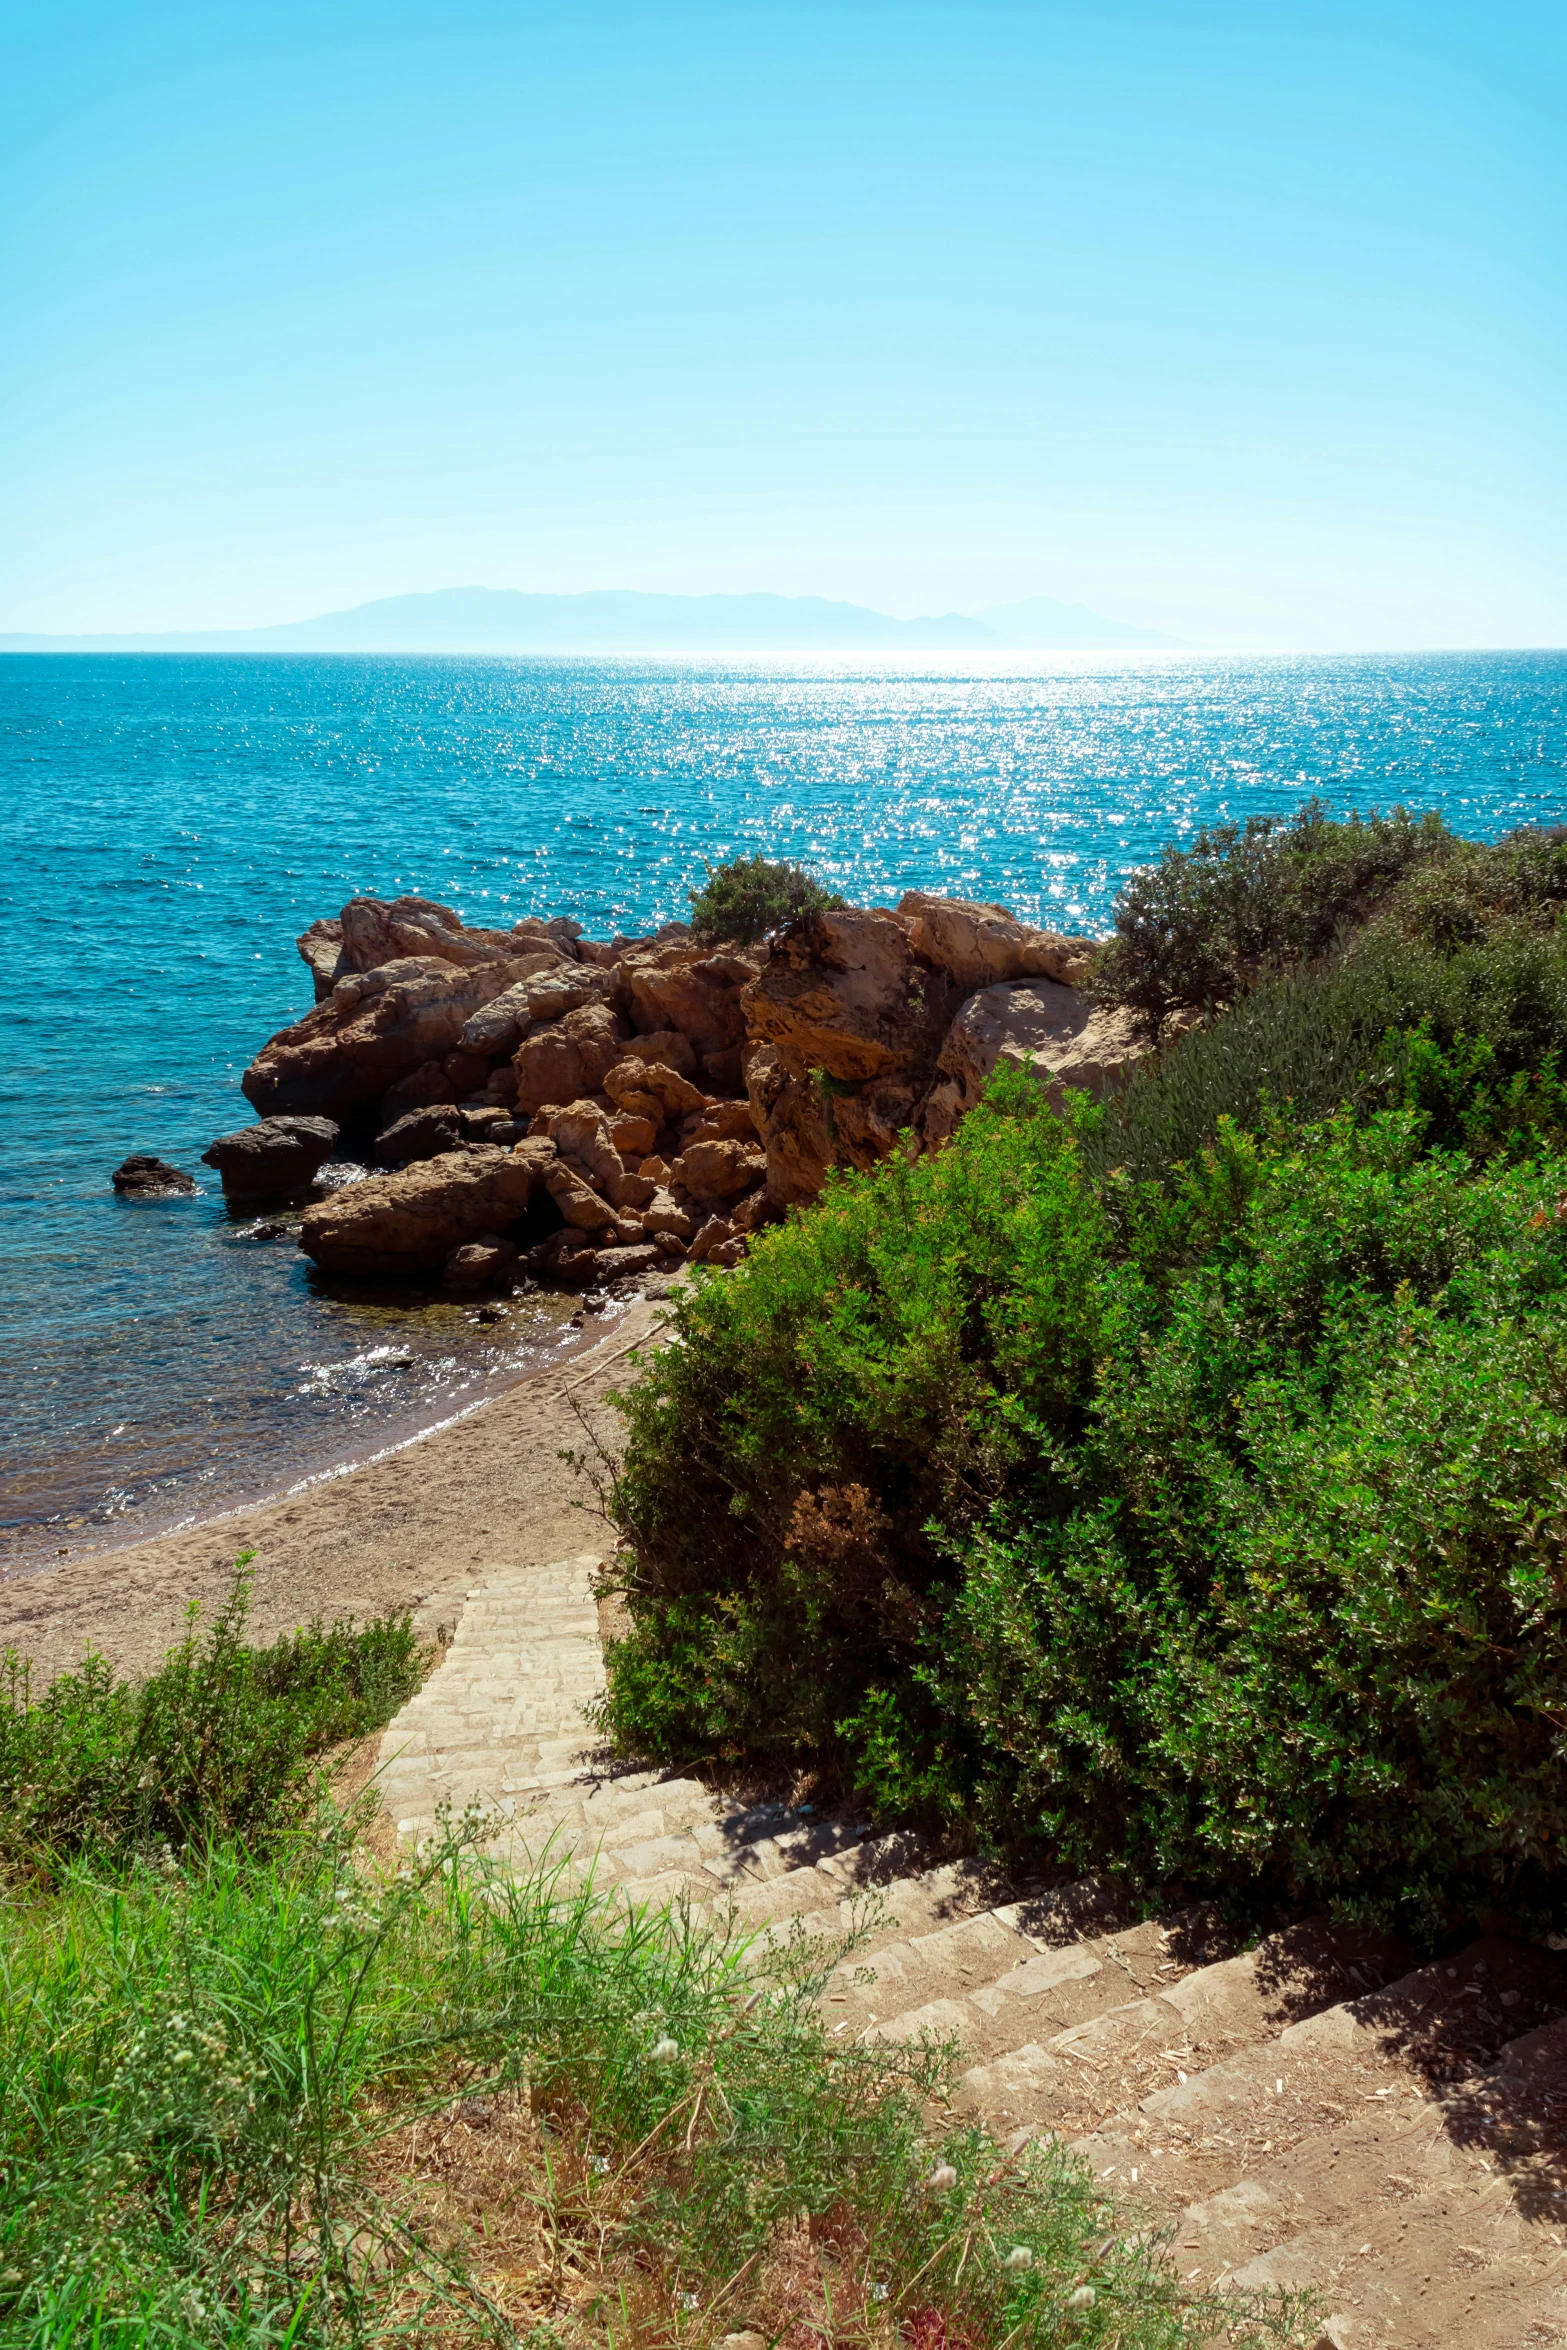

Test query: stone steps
[375,1554,1567,2345]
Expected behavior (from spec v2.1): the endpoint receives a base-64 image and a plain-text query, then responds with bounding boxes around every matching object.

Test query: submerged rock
[202,1115,340,1199]
[443,1234,520,1286]
[111,1154,197,1197]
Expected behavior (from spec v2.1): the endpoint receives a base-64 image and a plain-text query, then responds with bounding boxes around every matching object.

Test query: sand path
[0,1293,672,1685]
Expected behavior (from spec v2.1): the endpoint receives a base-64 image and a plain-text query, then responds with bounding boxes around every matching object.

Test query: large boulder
[895,893,1098,992]
[543,1161,619,1232]
[621,947,756,1057]
[202,1115,340,1199]
[616,1028,699,1079]
[456,954,584,1056]
[297,1144,543,1274]
[336,894,529,974]
[372,1104,465,1166]
[511,1003,627,1114]
[603,1058,709,1121]
[243,955,536,1122]
[744,1045,833,1207]
[920,980,1146,1144]
[675,1137,765,1200]
[741,909,957,1084]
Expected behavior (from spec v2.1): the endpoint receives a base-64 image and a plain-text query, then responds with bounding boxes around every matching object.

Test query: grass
[0,1566,423,1879]
[0,1810,1305,2350]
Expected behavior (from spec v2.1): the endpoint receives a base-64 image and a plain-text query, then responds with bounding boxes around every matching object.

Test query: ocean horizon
[5,646,1564,1568]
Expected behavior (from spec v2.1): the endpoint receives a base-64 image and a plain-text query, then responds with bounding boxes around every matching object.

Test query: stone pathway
[376,1554,1567,2348]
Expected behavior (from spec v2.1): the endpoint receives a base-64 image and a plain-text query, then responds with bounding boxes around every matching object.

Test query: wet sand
[0,1293,673,1686]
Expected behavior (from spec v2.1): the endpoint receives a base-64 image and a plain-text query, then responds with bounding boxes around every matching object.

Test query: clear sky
[3,0,1563,649]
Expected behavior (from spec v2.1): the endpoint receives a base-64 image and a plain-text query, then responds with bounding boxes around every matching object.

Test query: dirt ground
[0,1293,673,1686]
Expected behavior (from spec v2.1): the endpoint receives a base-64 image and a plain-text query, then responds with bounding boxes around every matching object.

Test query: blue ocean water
[3,649,1564,1567]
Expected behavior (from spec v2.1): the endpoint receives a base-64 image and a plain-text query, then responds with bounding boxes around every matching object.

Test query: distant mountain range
[0,587,1178,654]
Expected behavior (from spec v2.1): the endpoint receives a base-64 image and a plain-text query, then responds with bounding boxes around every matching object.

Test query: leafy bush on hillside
[600,1047,1567,1937]
[1086,924,1567,1191]
[688,852,845,945]
[1091,803,1567,1040]
[0,1566,422,1874]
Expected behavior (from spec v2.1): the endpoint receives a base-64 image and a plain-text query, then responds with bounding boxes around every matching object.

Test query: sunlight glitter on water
[2,649,1563,1558]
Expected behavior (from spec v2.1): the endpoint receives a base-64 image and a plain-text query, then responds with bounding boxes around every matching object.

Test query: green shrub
[1092,800,1451,1036]
[688,852,845,945]
[942,1111,1567,1939]
[601,1074,1567,1939]
[0,1567,422,1876]
[1086,923,1567,1192]
[596,1074,1112,1778]
[1091,804,1567,1043]
[0,1821,1281,2347]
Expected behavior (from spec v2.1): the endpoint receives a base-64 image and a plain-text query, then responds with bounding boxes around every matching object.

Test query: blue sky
[3,0,1563,648]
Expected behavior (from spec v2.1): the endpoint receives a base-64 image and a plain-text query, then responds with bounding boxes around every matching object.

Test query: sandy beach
[0,1292,673,1687]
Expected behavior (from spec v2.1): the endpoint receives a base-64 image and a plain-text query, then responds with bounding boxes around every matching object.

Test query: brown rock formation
[245,955,535,1122]
[298,1144,540,1274]
[920,979,1145,1143]
[895,891,1098,991]
[742,908,953,1084]
[511,1003,627,1114]
[245,885,1130,1283]
[202,1115,341,1199]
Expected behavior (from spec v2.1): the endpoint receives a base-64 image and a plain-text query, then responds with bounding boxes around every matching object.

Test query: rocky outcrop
[742,908,956,1083]
[244,883,1134,1289]
[111,1155,197,1197]
[895,892,1097,992]
[298,1143,547,1275]
[201,1115,340,1199]
[920,980,1145,1143]
[297,918,344,1001]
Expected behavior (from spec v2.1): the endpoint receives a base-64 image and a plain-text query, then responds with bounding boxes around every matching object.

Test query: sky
[2,0,1564,650]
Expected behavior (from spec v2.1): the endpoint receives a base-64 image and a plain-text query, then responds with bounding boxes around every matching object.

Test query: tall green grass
[0,1818,1300,2348]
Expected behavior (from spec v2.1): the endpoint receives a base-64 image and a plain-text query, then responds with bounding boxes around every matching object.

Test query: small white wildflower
[679,2290,699,2310]
[1068,2284,1096,2310]
[1004,2244,1033,2272]
[591,2154,610,2174]
[869,2280,889,2302]
[650,2035,681,2061]
[927,2162,958,2191]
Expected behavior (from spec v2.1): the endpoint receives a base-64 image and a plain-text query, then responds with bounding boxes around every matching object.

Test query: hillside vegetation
[0,1581,1273,2347]
[599,811,1567,1942]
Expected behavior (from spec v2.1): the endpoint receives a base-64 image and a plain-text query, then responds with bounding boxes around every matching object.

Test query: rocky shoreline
[202,888,1145,1292]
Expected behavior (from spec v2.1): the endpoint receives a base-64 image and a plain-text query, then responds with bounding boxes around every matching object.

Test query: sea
[3,649,1565,1571]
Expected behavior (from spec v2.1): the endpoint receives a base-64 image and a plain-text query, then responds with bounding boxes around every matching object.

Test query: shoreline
[0,1288,674,1688]
[1,1284,651,1582]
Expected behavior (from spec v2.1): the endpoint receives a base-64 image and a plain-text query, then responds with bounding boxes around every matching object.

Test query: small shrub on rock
[688,854,846,946]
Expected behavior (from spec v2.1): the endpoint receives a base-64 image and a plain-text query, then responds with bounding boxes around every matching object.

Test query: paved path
[376,1553,609,1849]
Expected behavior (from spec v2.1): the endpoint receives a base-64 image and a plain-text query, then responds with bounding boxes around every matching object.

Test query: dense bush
[688,852,845,944]
[0,1566,422,1874]
[600,1052,1567,1938]
[1091,802,1567,1039]
[1086,923,1567,1191]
